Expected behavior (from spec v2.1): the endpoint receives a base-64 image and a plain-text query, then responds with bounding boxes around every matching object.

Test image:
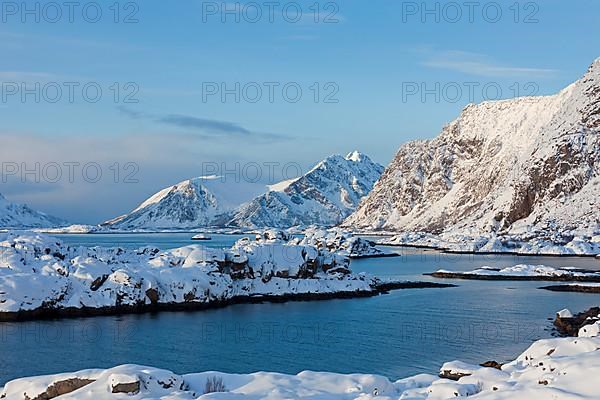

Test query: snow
[379,231,600,256]
[228,152,384,228]
[4,308,600,399]
[557,309,573,318]
[34,224,101,234]
[99,152,382,231]
[103,176,264,230]
[579,321,600,337]
[293,227,391,258]
[0,193,67,229]
[0,231,381,316]
[344,58,600,251]
[434,264,600,280]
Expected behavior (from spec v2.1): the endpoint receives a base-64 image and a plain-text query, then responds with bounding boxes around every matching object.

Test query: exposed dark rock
[145,288,159,305]
[541,285,600,293]
[553,307,600,336]
[24,378,95,400]
[480,361,503,370]
[111,381,140,394]
[90,274,109,291]
[439,369,470,381]
[0,281,455,322]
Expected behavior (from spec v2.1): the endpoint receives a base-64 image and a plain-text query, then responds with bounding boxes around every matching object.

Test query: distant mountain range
[5,59,599,237]
[0,193,67,229]
[224,151,383,228]
[344,58,600,238]
[102,151,383,230]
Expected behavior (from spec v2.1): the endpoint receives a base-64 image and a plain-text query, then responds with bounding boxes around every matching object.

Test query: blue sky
[1,0,599,223]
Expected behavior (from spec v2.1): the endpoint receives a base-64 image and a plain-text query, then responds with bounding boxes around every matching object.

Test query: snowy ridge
[227,151,384,228]
[3,308,600,399]
[345,58,600,243]
[0,193,67,229]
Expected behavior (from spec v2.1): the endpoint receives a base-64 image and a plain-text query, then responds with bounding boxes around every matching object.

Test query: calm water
[1,233,599,385]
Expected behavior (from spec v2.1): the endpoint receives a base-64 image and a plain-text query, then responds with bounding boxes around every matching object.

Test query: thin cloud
[0,71,58,82]
[117,105,146,119]
[159,114,252,136]
[118,106,290,142]
[422,51,558,78]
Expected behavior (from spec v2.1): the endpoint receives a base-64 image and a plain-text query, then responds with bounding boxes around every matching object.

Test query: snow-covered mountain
[226,151,384,228]
[104,152,383,230]
[345,58,600,238]
[103,176,256,230]
[0,193,67,229]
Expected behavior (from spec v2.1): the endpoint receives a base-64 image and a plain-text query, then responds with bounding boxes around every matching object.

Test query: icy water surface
[0,233,599,384]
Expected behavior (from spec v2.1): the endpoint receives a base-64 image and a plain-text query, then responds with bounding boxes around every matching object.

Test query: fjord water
[1,234,599,385]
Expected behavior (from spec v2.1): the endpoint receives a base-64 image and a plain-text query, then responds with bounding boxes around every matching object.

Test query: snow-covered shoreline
[429,264,600,282]
[3,307,600,399]
[0,231,448,322]
[377,231,600,258]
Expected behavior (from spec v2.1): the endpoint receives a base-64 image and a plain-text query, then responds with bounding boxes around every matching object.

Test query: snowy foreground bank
[3,308,600,399]
[429,264,600,282]
[380,232,600,257]
[0,231,442,321]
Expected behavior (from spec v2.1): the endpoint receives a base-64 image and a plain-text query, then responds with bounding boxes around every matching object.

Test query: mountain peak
[227,152,384,228]
[344,57,600,236]
[588,57,600,74]
[0,194,67,229]
[345,150,366,162]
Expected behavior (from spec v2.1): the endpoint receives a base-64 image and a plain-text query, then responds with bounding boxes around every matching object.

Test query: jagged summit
[224,152,384,228]
[345,150,367,162]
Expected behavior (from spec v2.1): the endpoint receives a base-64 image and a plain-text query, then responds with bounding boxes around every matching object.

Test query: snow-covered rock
[4,308,600,399]
[431,264,600,281]
[35,224,103,234]
[0,231,385,318]
[227,151,384,228]
[579,321,600,337]
[557,309,573,318]
[293,227,391,258]
[0,193,67,229]
[380,231,600,256]
[345,58,600,251]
